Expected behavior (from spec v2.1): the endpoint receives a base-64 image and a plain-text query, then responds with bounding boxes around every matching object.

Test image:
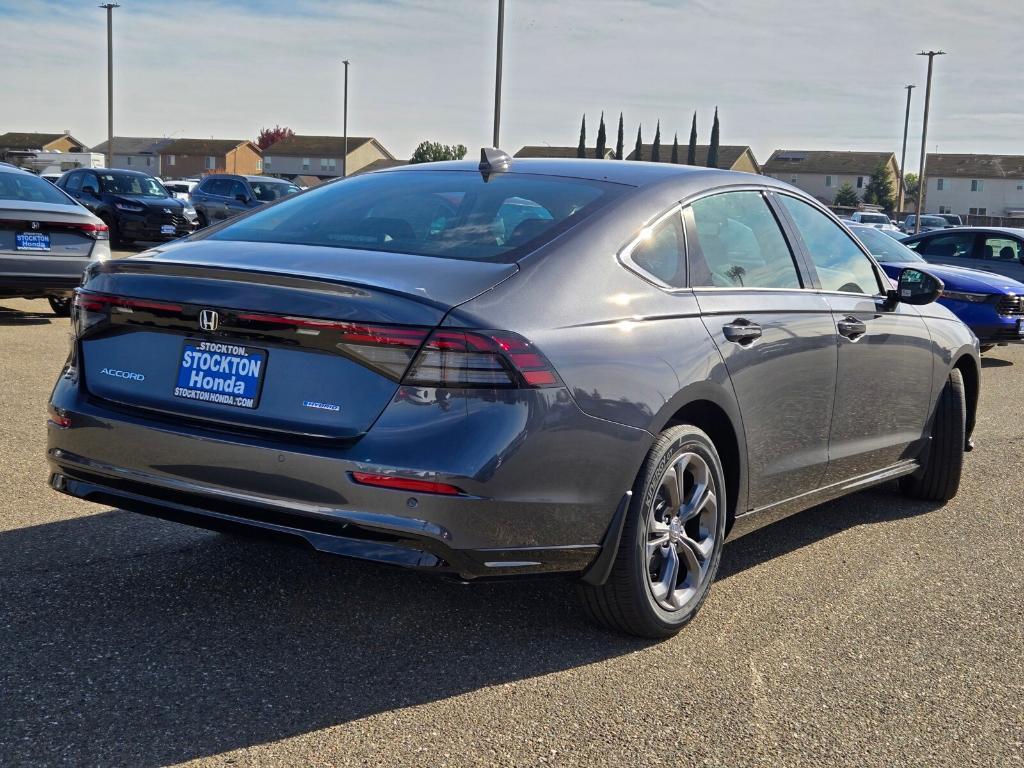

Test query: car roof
[202,174,289,183]
[906,226,1024,238]
[84,167,157,178]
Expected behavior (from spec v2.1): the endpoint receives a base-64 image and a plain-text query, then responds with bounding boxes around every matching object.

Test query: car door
[684,189,838,512]
[774,193,934,483]
[912,231,977,271]
[196,178,228,220]
[974,233,1024,281]
[223,179,251,218]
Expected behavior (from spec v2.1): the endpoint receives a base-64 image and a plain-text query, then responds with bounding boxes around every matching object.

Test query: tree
[255,125,294,150]
[595,112,607,159]
[707,107,720,168]
[615,112,624,160]
[863,161,896,211]
[409,141,468,164]
[577,114,586,158]
[671,133,679,164]
[902,172,919,208]
[651,120,661,162]
[632,125,643,161]
[687,112,697,165]
[833,182,859,207]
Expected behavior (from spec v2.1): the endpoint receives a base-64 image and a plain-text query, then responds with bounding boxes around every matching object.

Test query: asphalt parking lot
[2,296,1022,767]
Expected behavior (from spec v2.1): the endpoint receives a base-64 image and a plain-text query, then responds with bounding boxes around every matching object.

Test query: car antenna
[479,147,512,181]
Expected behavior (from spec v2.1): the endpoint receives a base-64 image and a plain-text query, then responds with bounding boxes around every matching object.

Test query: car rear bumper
[47,370,650,579]
[0,273,84,298]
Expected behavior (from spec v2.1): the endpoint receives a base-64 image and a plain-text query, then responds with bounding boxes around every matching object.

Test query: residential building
[923,154,1024,218]
[762,150,899,205]
[627,144,760,172]
[158,138,263,178]
[90,136,173,174]
[261,135,394,181]
[514,146,617,159]
[0,131,87,161]
[352,158,409,175]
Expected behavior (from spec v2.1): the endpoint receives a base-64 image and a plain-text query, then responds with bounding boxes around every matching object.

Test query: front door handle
[723,319,762,344]
[837,316,867,339]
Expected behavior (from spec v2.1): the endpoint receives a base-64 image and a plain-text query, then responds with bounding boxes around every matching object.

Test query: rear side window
[686,191,801,289]
[0,171,75,205]
[982,236,1022,262]
[628,212,685,287]
[209,170,623,262]
[778,195,882,295]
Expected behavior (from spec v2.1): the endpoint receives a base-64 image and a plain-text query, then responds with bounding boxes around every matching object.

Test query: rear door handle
[837,316,867,339]
[722,319,762,344]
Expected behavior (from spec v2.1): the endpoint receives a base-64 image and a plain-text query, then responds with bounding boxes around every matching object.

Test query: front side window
[778,195,881,295]
[64,172,83,193]
[201,178,232,197]
[920,233,974,258]
[227,180,249,200]
[687,191,801,289]
[209,170,621,262]
[628,212,685,287]
[982,237,1022,262]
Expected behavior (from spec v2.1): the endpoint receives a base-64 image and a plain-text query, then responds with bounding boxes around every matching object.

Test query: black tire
[900,367,966,502]
[196,211,208,229]
[47,296,72,317]
[579,425,728,638]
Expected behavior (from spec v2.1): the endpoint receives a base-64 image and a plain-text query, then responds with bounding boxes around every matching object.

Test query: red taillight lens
[401,329,562,389]
[47,404,71,428]
[350,471,464,496]
[69,222,110,240]
[72,291,182,338]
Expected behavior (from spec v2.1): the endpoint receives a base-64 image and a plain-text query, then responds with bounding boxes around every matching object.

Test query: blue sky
[1,0,1022,166]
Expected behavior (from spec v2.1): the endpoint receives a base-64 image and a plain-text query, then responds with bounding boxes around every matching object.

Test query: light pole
[897,84,915,217]
[341,60,350,178]
[914,50,945,233]
[492,0,505,148]
[100,3,119,168]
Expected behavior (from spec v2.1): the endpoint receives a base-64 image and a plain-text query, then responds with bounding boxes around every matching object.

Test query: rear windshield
[208,170,624,262]
[858,213,888,224]
[921,216,948,227]
[0,171,75,205]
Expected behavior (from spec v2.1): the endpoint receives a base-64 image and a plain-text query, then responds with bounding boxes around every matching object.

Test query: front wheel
[579,425,727,638]
[900,367,966,502]
[48,296,71,317]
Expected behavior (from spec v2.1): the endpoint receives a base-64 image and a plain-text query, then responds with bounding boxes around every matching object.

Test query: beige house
[923,154,1024,218]
[262,135,394,181]
[159,138,263,178]
[627,144,760,172]
[514,146,617,159]
[763,150,899,205]
[0,131,87,160]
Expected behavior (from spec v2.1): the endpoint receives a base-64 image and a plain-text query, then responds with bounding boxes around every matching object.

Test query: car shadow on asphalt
[0,484,939,766]
[980,356,1013,368]
[0,304,52,325]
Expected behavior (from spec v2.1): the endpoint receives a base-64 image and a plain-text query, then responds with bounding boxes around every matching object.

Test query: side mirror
[895,267,944,306]
[235,193,250,204]
[82,185,97,196]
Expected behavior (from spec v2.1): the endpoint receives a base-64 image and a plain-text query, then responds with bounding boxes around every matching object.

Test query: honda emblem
[199,309,219,332]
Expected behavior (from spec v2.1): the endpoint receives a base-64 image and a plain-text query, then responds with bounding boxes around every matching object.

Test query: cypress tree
[671,133,679,164]
[651,120,661,162]
[687,112,697,165]
[595,112,606,159]
[707,107,720,168]
[633,125,643,161]
[577,114,586,158]
[615,112,624,160]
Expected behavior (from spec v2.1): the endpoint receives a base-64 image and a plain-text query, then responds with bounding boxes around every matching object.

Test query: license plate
[173,340,267,409]
[16,232,50,251]
[160,224,176,235]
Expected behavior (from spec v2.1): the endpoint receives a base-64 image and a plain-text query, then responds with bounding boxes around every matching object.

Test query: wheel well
[953,354,979,440]
[664,400,742,533]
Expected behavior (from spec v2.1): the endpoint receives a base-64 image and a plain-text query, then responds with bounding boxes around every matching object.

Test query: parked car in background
[56,168,198,246]
[849,211,899,231]
[901,214,950,234]
[901,227,1024,282]
[48,156,979,638]
[881,229,907,241]
[163,179,198,201]
[0,163,109,316]
[40,173,63,185]
[937,214,963,227]
[189,174,300,228]
[850,224,1024,351]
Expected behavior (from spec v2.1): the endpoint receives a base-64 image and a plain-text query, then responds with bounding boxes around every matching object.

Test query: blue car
[849,224,1024,351]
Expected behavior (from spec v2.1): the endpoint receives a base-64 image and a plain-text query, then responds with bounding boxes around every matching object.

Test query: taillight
[72,291,182,338]
[69,222,110,240]
[350,471,465,496]
[0,219,108,239]
[402,329,561,389]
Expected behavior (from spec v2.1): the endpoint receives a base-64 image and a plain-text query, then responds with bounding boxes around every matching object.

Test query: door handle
[723,319,762,344]
[837,316,867,339]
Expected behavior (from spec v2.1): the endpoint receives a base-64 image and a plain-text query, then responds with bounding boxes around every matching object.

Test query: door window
[982,237,1022,262]
[202,178,232,197]
[686,191,801,289]
[778,195,882,295]
[227,180,249,200]
[628,212,685,287]
[81,172,100,193]
[918,233,974,259]
[64,172,83,193]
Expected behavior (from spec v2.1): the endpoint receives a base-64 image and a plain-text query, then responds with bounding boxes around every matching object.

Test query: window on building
[146,157,153,167]
[264,156,272,167]
[206,156,217,170]
[968,207,987,216]
[256,158,263,172]
[825,175,833,187]
[126,156,132,166]
[971,179,983,192]
[302,157,311,171]
[167,155,176,166]
[938,205,950,214]
[937,178,944,190]
[789,175,798,184]
[856,176,864,189]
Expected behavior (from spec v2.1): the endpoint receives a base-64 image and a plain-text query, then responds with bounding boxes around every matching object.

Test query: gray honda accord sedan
[48,152,979,637]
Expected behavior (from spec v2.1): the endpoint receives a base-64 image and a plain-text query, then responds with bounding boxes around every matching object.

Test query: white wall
[924,176,1024,216]
[765,172,874,204]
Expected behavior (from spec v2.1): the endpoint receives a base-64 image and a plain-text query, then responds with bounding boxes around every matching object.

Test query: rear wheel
[579,425,727,638]
[47,296,71,317]
[900,367,966,502]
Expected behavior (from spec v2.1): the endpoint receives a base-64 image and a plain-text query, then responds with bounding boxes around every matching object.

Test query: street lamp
[493,0,505,148]
[898,84,915,216]
[914,50,945,233]
[99,3,119,168]
[342,59,350,178]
